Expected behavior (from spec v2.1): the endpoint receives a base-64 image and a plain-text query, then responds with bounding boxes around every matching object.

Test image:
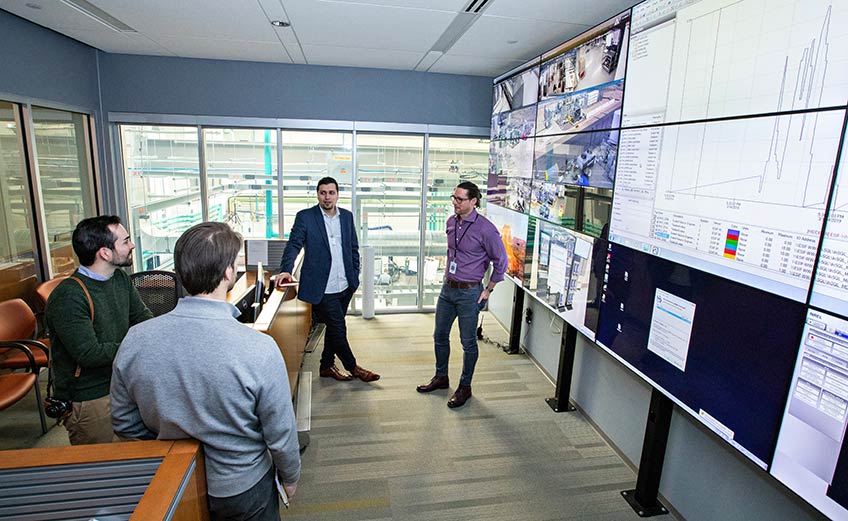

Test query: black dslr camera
[44,397,72,419]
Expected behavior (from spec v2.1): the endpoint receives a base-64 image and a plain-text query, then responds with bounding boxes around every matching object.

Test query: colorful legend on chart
[724,229,740,259]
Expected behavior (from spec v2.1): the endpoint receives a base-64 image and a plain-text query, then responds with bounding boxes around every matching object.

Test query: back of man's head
[175,222,242,296]
[72,215,122,267]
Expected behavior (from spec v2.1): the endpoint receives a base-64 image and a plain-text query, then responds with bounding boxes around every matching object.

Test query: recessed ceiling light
[25,2,42,9]
[271,20,290,28]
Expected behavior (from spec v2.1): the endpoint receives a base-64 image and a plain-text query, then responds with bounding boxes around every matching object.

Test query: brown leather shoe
[352,365,380,382]
[416,375,449,393]
[447,385,472,408]
[319,365,353,381]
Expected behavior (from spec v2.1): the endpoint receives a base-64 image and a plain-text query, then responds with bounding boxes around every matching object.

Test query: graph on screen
[623,0,848,126]
[811,130,848,317]
[610,109,846,301]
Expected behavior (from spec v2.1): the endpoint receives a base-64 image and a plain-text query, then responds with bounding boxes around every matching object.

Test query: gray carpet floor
[0,312,661,520]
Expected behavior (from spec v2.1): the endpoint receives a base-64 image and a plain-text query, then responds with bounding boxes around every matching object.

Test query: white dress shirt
[322,209,349,294]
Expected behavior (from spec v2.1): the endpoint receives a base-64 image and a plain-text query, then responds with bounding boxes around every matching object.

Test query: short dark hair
[457,181,483,208]
[174,222,242,296]
[316,177,339,192]
[72,215,122,267]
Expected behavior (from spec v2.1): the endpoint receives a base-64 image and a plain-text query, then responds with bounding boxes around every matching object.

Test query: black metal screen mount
[622,387,672,517]
[545,322,577,413]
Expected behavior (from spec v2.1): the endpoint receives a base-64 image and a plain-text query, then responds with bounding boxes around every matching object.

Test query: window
[281,131,353,236]
[204,128,279,239]
[423,136,490,306]
[120,125,200,270]
[0,102,38,300]
[31,107,96,276]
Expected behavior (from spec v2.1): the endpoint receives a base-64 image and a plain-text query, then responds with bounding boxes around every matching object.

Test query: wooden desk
[0,440,208,521]
[228,272,311,396]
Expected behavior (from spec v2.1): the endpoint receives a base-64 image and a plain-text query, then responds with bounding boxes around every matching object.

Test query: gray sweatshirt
[111,296,301,498]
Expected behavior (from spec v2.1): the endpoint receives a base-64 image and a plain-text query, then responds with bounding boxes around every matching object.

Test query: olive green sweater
[46,269,153,402]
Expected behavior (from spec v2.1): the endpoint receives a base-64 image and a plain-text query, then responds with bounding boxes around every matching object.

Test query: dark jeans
[208,466,278,521]
[313,287,356,371]
[434,282,483,387]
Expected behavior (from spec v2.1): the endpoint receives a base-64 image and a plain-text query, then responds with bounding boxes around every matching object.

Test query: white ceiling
[1,0,637,78]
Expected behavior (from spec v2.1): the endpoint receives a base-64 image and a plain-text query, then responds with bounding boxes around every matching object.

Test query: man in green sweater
[46,215,153,445]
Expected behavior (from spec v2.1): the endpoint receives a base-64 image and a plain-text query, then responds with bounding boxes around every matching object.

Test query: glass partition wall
[0,100,98,300]
[118,122,488,312]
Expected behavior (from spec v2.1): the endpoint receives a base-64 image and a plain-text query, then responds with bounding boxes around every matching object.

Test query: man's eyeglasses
[450,195,470,202]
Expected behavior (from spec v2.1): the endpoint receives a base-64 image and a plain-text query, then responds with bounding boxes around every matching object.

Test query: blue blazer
[279,205,360,305]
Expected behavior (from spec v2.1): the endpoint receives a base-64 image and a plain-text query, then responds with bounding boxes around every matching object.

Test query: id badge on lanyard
[449,261,457,274]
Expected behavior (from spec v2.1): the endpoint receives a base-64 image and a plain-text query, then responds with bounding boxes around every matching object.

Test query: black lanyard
[451,216,474,257]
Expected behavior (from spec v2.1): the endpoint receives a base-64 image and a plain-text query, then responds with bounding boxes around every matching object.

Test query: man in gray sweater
[111,222,300,520]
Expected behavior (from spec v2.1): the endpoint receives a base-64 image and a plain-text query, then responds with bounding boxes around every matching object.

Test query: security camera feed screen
[533,220,598,339]
[537,81,623,136]
[493,65,541,115]
[491,105,537,142]
[529,179,578,229]
[539,11,629,101]
[534,129,619,189]
[622,0,848,127]
[490,136,534,180]
[486,204,529,282]
[771,309,848,521]
[596,242,807,471]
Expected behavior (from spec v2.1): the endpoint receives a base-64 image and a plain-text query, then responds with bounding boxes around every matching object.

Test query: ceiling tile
[155,36,293,63]
[302,43,424,70]
[0,0,105,31]
[450,14,590,60]
[307,0,467,10]
[283,0,456,52]
[428,54,524,77]
[484,0,635,26]
[60,28,176,56]
[91,0,280,42]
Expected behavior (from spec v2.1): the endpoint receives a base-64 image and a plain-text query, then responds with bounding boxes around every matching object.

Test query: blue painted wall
[0,10,99,110]
[98,54,493,127]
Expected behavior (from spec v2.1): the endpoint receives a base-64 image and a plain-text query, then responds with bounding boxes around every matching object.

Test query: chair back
[34,276,68,309]
[0,299,36,341]
[130,270,183,317]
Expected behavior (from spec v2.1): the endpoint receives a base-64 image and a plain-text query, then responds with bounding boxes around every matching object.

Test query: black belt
[445,279,480,289]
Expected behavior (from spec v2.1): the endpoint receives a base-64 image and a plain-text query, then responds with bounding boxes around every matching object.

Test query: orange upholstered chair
[0,342,47,433]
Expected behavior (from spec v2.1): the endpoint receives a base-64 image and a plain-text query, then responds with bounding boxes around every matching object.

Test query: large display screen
[539,12,630,102]
[772,309,848,521]
[810,130,848,317]
[493,63,540,115]
[486,204,529,282]
[623,0,848,127]
[596,243,807,470]
[610,109,846,302]
[486,0,848,517]
[529,220,600,339]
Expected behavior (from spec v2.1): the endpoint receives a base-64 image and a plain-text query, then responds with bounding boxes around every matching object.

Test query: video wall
[486,0,848,518]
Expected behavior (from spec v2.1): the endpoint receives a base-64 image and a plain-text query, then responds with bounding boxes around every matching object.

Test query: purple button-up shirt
[445,208,508,283]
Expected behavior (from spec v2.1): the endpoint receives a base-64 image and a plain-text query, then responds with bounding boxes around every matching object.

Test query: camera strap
[67,277,93,380]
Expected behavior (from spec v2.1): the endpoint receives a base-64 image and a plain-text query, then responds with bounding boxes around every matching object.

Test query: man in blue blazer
[276,177,380,383]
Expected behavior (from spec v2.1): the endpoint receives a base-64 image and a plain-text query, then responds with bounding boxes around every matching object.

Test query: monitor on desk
[245,239,286,273]
[235,263,266,324]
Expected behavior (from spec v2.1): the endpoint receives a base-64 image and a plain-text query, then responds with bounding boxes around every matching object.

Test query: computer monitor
[244,239,287,272]
[252,262,265,323]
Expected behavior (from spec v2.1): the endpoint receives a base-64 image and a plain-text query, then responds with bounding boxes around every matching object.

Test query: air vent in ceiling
[463,0,492,14]
[60,0,137,32]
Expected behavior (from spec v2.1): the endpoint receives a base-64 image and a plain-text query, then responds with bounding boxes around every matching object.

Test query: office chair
[0,299,49,434]
[0,343,47,434]
[130,270,184,317]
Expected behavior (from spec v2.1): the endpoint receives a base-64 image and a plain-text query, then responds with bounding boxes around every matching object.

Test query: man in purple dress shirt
[416,182,508,408]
